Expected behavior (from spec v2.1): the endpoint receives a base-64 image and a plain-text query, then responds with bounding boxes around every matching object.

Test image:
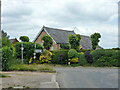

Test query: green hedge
[2,46,13,70]
[15,42,43,59]
[52,50,68,64]
[78,53,88,66]
[91,49,119,67]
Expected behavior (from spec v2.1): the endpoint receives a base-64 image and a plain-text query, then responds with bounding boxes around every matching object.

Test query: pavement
[54,67,119,88]
[1,71,59,89]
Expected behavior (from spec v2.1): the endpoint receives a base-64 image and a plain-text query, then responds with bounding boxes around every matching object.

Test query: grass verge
[0,73,10,78]
[8,64,55,72]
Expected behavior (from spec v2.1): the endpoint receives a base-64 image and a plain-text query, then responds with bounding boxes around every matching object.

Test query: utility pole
[21,41,24,64]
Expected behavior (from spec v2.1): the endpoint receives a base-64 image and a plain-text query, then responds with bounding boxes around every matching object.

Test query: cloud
[1,0,118,48]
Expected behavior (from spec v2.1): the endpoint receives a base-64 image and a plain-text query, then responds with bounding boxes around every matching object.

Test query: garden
[1,31,119,71]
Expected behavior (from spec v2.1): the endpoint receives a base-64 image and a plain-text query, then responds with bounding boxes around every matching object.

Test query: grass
[8,64,55,72]
[0,73,10,78]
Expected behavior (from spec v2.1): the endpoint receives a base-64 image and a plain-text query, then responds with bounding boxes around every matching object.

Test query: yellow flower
[29,57,32,64]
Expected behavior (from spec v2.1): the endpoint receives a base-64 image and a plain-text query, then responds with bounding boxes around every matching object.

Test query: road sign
[35,49,42,53]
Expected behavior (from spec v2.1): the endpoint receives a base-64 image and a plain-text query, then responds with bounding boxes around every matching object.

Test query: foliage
[68,34,81,50]
[84,50,93,63]
[19,36,29,42]
[2,46,13,70]
[42,35,53,50]
[29,57,33,64]
[2,37,12,47]
[78,49,90,53]
[90,33,101,50]
[8,64,55,71]
[112,47,120,50]
[39,50,52,63]
[60,44,70,49]
[52,50,68,64]
[69,57,79,63]
[68,49,78,59]
[91,49,119,67]
[14,42,43,59]
[2,30,10,38]
[78,53,88,66]
[2,37,16,57]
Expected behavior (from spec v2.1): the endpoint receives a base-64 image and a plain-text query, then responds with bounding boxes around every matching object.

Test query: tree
[42,35,53,50]
[90,33,101,50]
[19,36,29,42]
[2,30,10,38]
[68,34,81,51]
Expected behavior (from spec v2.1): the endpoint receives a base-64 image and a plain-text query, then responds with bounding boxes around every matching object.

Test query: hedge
[52,50,68,64]
[2,46,13,70]
[15,42,43,59]
[91,49,119,67]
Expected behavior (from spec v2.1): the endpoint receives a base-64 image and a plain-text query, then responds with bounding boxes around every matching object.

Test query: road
[54,67,118,88]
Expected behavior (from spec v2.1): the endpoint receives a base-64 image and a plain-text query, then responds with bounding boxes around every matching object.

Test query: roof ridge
[44,26,74,32]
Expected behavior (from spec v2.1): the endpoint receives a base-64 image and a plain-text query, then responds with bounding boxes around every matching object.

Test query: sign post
[21,41,24,64]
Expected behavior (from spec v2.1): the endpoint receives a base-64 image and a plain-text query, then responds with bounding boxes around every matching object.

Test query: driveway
[54,67,118,88]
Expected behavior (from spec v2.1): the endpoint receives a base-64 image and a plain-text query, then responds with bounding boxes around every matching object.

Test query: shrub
[68,49,78,59]
[15,42,43,59]
[19,36,29,42]
[60,44,70,49]
[78,53,88,66]
[70,57,79,63]
[91,49,119,67]
[68,49,79,64]
[52,50,68,64]
[2,46,13,71]
[84,50,93,63]
[39,50,52,63]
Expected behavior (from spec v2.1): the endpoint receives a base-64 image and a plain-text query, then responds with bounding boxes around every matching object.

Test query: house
[9,38,19,45]
[33,26,102,50]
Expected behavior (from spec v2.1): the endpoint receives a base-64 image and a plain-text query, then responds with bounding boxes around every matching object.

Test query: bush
[84,50,93,63]
[70,57,79,63]
[91,49,119,67]
[2,46,13,71]
[60,44,70,49]
[39,50,52,63]
[68,49,78,59]
[15,42,43,59]
[78,53,88,66]
[52,50,68,64]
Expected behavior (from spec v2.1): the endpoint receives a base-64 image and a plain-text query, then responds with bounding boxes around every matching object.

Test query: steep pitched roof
[44,27,75,44]
[9,38,19,44]
[34,26,102,49]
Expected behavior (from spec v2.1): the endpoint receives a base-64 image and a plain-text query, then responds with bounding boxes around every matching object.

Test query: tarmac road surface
[54,67,118,88]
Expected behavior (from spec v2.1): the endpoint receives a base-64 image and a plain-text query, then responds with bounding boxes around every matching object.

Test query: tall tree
[2,30,10,38]
[19,36,29,42]
[42,35,53,50]
[68,34,81,51]
[90,33,101,50]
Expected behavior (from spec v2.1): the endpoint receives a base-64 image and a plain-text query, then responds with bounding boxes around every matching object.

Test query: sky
[1,0,119,49]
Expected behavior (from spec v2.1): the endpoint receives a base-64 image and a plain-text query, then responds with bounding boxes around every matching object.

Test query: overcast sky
[1,0,119,49]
